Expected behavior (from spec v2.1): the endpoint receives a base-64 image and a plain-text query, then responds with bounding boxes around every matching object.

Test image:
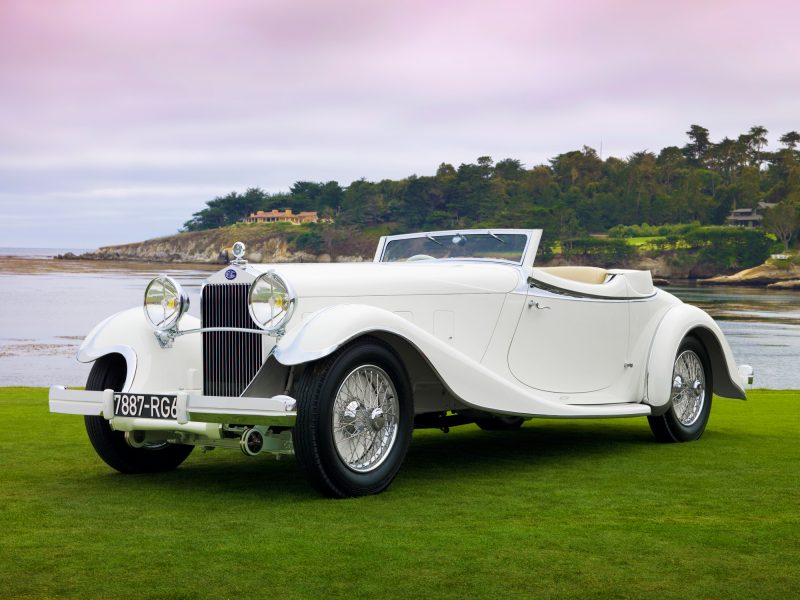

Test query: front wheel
[648,336,713,443]
[292,338,413,497]
[84,354,193,473]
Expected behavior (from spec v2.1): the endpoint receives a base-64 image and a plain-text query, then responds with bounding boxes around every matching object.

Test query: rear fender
[77,308,201,392]
[646,304,746,409]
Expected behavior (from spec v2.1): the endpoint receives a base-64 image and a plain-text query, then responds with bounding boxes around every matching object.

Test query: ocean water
[0,247,91,259]
[667,285,800,392]
[0,256,216,387]
[0,257,798,389]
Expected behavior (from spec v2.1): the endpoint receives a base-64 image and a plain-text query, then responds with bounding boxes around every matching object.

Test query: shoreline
[54,253,225,267]
[0,255,220,275]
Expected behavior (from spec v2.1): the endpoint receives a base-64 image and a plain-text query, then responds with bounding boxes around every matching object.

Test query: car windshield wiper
[488,231,506,244]
[425,234,444,246]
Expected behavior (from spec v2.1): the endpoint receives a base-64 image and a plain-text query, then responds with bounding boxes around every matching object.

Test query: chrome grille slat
[202,284,263,397]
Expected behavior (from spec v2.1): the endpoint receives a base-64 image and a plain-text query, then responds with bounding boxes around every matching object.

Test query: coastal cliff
[60,224,376,264]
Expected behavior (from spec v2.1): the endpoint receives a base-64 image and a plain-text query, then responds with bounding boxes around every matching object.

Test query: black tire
[83,354,193,473]
[292,338,413,498]
[648,336,713,443]
[475,415,525,431]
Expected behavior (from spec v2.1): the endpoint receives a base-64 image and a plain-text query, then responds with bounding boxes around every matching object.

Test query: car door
[507,283,629,394]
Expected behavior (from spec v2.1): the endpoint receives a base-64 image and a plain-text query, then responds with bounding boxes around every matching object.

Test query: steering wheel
[407,254,435,262]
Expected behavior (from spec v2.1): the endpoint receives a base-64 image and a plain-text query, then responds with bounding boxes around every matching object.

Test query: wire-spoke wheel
[648,336,713,443]
[671,350,706,426]
[332,365,399,473]
[293,338,413,498]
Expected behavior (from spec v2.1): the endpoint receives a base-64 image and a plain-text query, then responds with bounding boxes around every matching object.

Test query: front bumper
[48,385,297,431]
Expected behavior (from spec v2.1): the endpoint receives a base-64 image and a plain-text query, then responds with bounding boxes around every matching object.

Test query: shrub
[294,231,325,254]
[562,238,635,264]
[684,227,772,269]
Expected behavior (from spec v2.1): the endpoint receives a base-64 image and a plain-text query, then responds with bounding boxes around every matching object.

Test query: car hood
[247,261,521,297]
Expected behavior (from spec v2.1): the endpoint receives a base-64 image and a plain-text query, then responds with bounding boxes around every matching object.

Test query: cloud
[1,0,799,247]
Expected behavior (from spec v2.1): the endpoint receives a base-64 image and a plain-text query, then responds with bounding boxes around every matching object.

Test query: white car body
[50,229,751,496]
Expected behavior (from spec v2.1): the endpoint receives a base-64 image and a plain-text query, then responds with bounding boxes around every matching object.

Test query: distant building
[726,208,762,228]
[725,202,777,228]
[243,209,319,224]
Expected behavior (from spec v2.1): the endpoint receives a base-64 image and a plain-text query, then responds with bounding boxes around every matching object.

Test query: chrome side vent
[201,284,263,397]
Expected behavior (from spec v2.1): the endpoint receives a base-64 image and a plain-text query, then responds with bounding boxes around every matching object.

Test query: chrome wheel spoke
[332,365,399,473]
[671,350,705,426]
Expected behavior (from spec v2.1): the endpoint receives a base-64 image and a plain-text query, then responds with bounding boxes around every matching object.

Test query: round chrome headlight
[248,271,295,333]
[143,275,189,331]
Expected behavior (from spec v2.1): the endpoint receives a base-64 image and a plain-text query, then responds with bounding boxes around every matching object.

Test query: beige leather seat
[535,266,608,285]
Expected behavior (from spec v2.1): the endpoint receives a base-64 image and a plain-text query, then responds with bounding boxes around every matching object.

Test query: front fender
[77,308,201,392]
[274,305,423,366]
[646,304,746,409]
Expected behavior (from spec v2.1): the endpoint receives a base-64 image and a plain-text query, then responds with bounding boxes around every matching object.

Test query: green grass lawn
[625,235,663,246]
[1,388,798,599]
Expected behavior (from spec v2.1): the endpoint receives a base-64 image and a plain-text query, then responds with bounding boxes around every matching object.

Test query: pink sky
[1,0,799,247]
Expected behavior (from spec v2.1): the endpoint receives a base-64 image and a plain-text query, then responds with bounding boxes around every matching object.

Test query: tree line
[183,125,800,250]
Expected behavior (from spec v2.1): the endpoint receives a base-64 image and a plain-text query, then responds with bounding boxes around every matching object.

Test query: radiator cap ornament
[231,241,246,265]
[232,241,246,259]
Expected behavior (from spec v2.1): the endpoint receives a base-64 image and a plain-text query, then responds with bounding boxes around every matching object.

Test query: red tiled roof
[246,209,318,219]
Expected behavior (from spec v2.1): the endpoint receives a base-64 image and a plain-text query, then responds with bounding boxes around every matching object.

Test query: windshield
[381,231,529,263]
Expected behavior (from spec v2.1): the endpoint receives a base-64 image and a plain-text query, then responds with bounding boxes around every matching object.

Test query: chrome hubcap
[332,365,399,473]
[670,350,706,426]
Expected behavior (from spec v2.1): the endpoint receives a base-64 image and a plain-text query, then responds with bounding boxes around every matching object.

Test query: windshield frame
[374,229,542,267]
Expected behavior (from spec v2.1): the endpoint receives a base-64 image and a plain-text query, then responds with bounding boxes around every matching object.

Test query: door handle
[528,300,550,310]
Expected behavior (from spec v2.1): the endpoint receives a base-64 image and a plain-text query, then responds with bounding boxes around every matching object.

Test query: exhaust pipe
[240,428,264,456]
[125,430,147,448]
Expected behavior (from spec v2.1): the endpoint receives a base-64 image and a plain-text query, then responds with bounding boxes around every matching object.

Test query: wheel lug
[369,407,385,431]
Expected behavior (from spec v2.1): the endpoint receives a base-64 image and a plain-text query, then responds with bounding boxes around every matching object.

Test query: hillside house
[242,209,319,224]
[725,201,777,228]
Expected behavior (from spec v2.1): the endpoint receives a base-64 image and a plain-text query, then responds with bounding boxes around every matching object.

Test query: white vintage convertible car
[50,229,753,497]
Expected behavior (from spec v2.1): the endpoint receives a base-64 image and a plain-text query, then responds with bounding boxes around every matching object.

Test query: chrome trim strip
[527,277,656,302]
[182,326,274,336]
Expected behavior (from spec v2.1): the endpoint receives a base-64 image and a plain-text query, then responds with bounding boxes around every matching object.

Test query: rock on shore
[701,261,800,286]
[767,279,800,289]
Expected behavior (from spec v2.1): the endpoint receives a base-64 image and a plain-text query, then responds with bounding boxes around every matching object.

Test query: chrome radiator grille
[201,283,263,397]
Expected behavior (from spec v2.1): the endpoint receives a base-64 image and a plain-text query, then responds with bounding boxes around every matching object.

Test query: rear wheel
[292,338,413,497]
[648,336,713,443]
[84,354,193,473]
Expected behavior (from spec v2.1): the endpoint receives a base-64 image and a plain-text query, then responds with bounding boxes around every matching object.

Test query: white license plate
[113,393,178,419]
